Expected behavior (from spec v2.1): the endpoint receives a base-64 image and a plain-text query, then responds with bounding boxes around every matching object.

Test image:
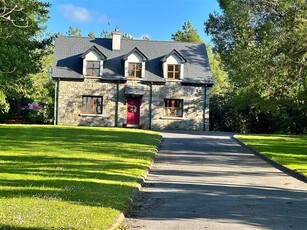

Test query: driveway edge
[108,135,163,230]
[232,136,307,183]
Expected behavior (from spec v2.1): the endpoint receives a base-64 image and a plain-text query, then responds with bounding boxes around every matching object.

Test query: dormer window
[86,61,100,76]
[123,47,148,79]
[128,63,142,78]
[167,64,180,80]
[161,49,187,81]
[81,46,107,77]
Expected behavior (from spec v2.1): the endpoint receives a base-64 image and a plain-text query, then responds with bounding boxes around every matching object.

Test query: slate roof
[123,47,148,62]
[80,45,107,60]
[53,36,213,85]
[161,49,187,63]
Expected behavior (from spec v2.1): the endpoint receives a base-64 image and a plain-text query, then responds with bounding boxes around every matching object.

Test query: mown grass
[235,134,307,176]
[0,125,161,229]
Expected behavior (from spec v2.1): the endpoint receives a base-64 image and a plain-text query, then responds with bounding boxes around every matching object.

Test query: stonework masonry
[57,78,210,130]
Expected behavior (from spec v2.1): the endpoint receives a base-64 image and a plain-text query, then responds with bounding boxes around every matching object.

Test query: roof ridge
[56,36,205,45]
[123,39,205,45]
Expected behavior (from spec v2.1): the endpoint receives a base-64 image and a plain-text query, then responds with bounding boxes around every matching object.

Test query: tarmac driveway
[124,131,307,229]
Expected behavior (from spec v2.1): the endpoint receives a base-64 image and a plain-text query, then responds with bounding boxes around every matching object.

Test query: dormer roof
[80,45,107,60]
[123,47,148,62]
[161,49,187,63]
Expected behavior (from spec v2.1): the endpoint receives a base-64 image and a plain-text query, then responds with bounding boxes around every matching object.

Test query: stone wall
[56,78,210,130]
[151,82,206,130]
[58,78,116,126]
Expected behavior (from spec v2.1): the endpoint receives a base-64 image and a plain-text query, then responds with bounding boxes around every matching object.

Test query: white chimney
[112,28,121,50]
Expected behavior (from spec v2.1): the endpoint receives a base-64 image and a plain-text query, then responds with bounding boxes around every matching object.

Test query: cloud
[58,4,109,23]
[93,12,109,23]
[59,4,90,22]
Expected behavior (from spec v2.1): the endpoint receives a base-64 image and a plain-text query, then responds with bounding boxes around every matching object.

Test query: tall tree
[172,21,203,43]
[0,0,50,115]
[100,29,112,38]
[122,33,133,40]
[205,45,233,131]
[142,35,150,40]
[206,45,229,96]
[67,26,81,37]
[27,46,54,124]
[205,0,307,133]
[88,31,95,38]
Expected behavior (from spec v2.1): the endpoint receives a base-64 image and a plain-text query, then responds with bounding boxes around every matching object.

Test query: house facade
[52,29,213,130]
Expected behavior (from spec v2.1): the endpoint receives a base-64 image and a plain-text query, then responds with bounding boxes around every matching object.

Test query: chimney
[112,28,121,50]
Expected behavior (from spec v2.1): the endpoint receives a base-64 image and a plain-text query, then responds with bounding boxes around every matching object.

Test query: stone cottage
[52,29,213,130]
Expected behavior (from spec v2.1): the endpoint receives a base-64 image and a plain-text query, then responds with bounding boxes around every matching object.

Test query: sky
[43,0,220,44]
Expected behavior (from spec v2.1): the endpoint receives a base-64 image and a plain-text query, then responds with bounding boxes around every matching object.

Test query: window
[167,64,180,80]
[86,61,100,76]
[128,62,142,78]
[82,96,102,114]
[164,99,183,117]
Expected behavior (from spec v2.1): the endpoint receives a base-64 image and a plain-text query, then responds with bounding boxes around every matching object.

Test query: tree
[142,35,150,40]
[206,45,229,96]
[0,0,50,116]
[172,21,203,43]
[205,43,233,132]
[67,26,81,37]
[88,31,95,38]
[205,0,307,133]
[0,91,8,113]
[0,0,49,36]
[27,47,54,124]
[100,29,112,38]
[122,33,133,40]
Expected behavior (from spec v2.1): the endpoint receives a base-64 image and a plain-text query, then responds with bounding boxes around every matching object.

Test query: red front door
[126,97,141,127]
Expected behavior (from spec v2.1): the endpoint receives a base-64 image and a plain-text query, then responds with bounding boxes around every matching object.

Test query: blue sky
[43,0,220,43]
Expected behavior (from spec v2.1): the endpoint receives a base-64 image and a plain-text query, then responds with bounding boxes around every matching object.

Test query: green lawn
[0,125,161,229]
[235,134,307,176]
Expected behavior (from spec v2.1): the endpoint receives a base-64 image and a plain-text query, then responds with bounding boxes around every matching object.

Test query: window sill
[160,117,185,120]
[83,75,102,79]
[79,114,104,117]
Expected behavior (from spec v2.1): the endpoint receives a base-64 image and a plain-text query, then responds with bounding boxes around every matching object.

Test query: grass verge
[0,125,161,229]
[235,134,307,177]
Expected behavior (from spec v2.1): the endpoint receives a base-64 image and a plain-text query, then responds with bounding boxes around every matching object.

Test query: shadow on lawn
[0,155,144,209]
[0,125,160,210]
[0,226,45,230]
